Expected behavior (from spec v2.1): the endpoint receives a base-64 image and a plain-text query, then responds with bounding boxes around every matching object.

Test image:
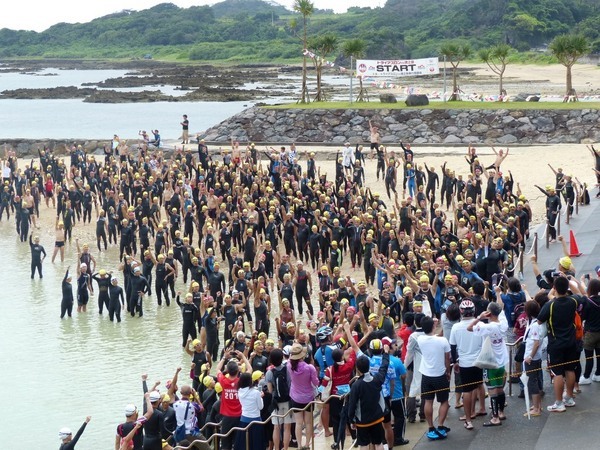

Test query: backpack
[271,365,290,404]
[174,402,190,443]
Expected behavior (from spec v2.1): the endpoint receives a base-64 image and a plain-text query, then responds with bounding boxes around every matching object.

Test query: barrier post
[519,249,524,275]
[246,424,250,450]
[508,344,513,397]
[534,232,538,260]
[566,206,570,224]
[545,223,549,249]
[557,213,561,236]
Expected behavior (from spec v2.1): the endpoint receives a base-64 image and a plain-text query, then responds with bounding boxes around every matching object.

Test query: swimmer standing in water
[58,415,91,450]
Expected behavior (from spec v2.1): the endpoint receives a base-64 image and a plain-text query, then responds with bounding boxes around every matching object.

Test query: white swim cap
[59,427,72,440]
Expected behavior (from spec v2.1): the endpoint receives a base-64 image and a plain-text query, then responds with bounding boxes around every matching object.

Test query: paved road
[413,196,600,449]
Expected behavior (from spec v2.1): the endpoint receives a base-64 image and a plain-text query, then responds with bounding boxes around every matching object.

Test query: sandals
[524,411,541,417]
[464,422,474,430]
[483,421,502,427]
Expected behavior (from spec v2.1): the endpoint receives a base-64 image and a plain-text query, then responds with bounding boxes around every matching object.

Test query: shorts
[356,422,385,446]
[55,241,65,248]
[271,401,294,425]
[548,345,579,377]
[370,142,380,150]
[459,366,483,392]
[289,399,311,413]
[584,331,600,351]
[483,367,505,388]
[453,368,464,393]
[421,374,450,403]
[383,397,391,423]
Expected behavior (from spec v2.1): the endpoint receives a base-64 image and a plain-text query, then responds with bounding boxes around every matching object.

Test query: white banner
[356,58,439,77]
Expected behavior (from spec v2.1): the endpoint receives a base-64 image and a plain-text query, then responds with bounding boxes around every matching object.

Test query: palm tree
[310,34,338,102]
[479,44,511,97]
[294,0,314,103]
[549,34,590,97]
[342,38,368,102]
[440,43,472,101]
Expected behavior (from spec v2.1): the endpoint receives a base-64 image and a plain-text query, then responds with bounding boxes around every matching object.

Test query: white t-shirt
[417,334,450,377]
[449,319,482,367]
[523,320,543,361]
[173,400,196,433]
[472,315,509,367]
[238,387,263,419]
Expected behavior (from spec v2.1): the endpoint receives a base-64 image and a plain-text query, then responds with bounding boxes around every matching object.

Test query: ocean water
[0,221,192,449]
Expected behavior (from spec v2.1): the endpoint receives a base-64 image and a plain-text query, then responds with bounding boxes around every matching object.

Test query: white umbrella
[520,362,531,420]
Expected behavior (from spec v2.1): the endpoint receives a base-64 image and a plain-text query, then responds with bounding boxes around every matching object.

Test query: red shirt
[217,372,242,417]
[514,311,528,338]
[323,349,356,394]
[398,325,413,361]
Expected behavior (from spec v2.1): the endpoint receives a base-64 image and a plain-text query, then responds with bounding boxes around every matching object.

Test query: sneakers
[547,402,566,413]
[426,429,447,440]
[564,397,576,407]
[592,374,600,382]
[579,376,592,385]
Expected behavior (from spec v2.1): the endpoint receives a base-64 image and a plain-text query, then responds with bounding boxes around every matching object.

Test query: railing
[173,393,351,450]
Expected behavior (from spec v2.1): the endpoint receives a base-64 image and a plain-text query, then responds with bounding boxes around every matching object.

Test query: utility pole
[443,55,447,102]
[349,56,353,104]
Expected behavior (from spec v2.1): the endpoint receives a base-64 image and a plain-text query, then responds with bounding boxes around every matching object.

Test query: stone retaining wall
[202,106,600,145]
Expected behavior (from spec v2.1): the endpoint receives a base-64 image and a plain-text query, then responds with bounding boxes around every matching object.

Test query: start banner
[356,58,439,77]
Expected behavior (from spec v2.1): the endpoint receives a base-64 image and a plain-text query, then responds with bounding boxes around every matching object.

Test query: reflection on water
[0,221,190,449]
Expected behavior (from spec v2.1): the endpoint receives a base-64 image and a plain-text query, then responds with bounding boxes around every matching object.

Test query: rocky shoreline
[0,59,294,102]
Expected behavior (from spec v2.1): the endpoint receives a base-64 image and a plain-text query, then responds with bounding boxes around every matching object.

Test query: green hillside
[0,0,598,61]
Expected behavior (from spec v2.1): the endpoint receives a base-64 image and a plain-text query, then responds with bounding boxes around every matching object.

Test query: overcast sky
[2,0,382,32]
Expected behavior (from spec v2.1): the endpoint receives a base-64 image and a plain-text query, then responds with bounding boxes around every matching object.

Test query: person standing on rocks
[181,115,190,144]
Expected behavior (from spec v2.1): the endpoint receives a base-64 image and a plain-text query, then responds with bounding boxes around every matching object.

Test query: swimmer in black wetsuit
[108,277,125,322]
[177,293,199,347]
[76,263,91,313]
[92,269,111,314]
[29,233,46,279]
[61,268,74,319]
[58,416,91,450]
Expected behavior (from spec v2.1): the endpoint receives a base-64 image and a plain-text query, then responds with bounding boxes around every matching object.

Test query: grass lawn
[267,101,600,110]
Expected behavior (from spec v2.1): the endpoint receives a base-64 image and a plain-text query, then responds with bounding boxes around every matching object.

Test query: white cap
[59,427,72,440]
[111,277,118,283]
[80,263,87,269]
[149,391,161,402]
[133,266,141,273]
[283,345,292,357]
[125,404,137,417]
[236,331,245,339]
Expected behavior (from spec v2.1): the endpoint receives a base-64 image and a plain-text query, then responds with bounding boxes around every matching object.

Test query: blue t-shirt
[390,355,407,400]
[365,353,395,398]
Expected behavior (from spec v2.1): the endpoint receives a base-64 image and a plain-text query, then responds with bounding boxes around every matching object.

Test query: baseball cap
[125,404,138,417]
[381,337,393,346]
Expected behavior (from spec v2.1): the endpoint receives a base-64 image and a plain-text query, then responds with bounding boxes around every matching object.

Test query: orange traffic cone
[569,230,582,257]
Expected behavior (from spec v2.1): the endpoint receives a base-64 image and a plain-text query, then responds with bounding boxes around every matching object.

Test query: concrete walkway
[413,195,600,449]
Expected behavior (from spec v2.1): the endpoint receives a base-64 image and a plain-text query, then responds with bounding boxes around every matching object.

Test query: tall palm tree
[294,0,314,103]
[479,44,511,96]
[342,38,368,102]
[311,34,338,102]
[550,34,590,97]
[440,42,472,101]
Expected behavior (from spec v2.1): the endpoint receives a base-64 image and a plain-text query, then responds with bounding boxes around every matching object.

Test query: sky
[2,0,382,32]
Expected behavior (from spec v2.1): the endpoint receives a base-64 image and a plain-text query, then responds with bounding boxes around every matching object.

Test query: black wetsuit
[128,274,149,317]
[59,421,88,450]
[92,275,111,314]
[61,270,74,318]
[29,235,46,279]
[177,295,199,346]
[108,283,124,322]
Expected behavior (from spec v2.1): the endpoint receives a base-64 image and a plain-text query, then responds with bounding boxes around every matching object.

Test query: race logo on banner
[356,58,439,77]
